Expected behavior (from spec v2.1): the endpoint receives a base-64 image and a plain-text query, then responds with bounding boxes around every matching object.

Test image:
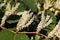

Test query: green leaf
[22,0,37,12]
[0,0,4,2]
[6,15,20,24]
[45,10,57,23]
[16,2,27,12]
[0,29,14,40]
[8,26,16,30]
[0,29,29,40]
[35,35,40,40]
[39,36,46,40]
[14,34,29,40]
[7,20,19,24]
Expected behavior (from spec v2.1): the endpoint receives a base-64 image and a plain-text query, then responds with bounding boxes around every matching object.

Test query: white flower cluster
[0,0,7,8]
[1,2,20,25]
[37,0,60,38]
[44,0,60,16]
[55,28,60,38]
[44,0,52,10]
[1,0,60,39]
[36,11,53,32]
[16,10,34,31]
[54,0,60,16]
[43,0,60,38]
[1,1,34,32]
[48,20,60,38]
[54,0,60,9]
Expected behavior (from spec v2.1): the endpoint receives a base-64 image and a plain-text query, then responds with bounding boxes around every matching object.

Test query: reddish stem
[0,24,48,39]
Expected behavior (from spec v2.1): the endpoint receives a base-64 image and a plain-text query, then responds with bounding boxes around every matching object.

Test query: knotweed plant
[0,0,60,40]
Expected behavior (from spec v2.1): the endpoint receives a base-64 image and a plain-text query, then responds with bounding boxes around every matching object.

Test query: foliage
[0,0,60,40]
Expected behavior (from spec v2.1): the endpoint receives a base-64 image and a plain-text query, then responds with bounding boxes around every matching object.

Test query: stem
[38,33,48,40]
[0,24,15,33]
[17,32,37,34]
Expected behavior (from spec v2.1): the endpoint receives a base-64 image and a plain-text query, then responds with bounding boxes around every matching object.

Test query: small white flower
[54,0,60,9]
[44,0,52,10]
[31,36,33,40]
[49,8,55,11]
[44,18,52,27]
[45,15,50,22]
[54,10,59,16]
[55,29,60,38]
[0,0,7,8]
[22,16,34,28]
[0,3,5,8]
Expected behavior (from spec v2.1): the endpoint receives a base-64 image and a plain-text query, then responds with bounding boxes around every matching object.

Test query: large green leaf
[35,35,40,40]
[22,0,37,12]
[38,0,44,4]
[11,1,27,12]
[14,34,29,40]
[0,0,4,2]
[0,29,29,40]
[16,2,27,12]
[0,29,14,40]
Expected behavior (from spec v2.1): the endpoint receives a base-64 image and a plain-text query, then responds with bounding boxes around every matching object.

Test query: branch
[0,24,48,39]
[0,24,16,34]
